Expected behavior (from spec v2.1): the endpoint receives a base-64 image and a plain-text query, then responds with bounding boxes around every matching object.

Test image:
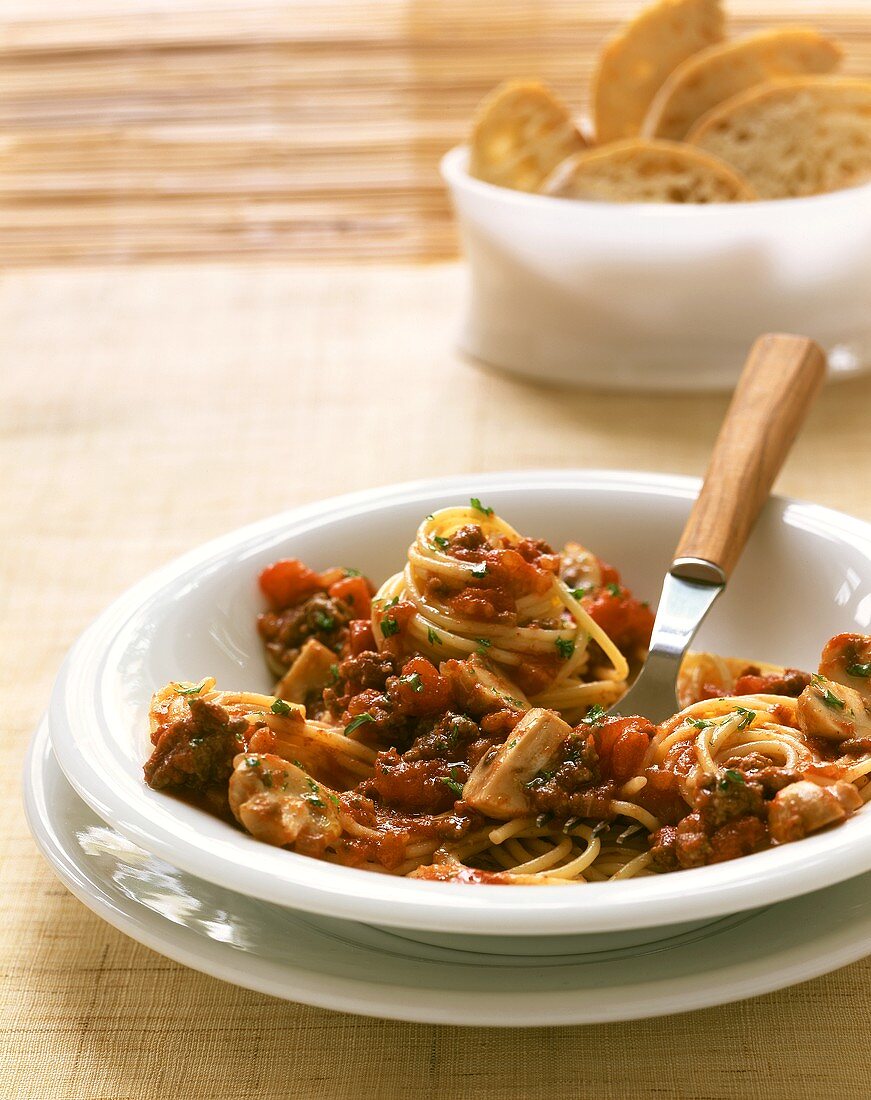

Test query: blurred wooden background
[1,0,870,266]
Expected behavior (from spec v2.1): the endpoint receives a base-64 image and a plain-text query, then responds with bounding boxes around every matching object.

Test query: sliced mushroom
[463,708,572,819]
[274,637,336,705]
[819,633,871,702]
[229,752,342,848]
[442,654,530,716]
[796,675,871,742]
[768,779,862,844]
[560,541,603,590]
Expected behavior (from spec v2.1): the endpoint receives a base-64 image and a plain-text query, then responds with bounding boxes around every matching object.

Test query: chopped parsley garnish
[581,704,606,725]
[687,717,713,729]
[399,672,424,693]
[313,610,336,631]
[442,776,465,797]
[718,768,745,791]
[820,688,846,710]
[329,663,339,684]
[475,637,492,653]
[813,675,846,709]
[733,705,756,730]
[303,774,323,809]
[469,562,488,579]
[173,679,206,696]
[470,497,493,516]
[570,586,590,600]
[344,568,362,577]
[606,583,622,597]
[847,662,871,678]
[380,616,400,637]
[427,626,442,646]
[384,596,399,609]
[432,535,449,550]
[244,756,261,768]
[555,637,575,659]
[525,769,555,789]
[345,713,376,735]
[270,698,294,716]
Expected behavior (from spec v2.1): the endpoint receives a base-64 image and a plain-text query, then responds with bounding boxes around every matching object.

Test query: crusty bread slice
[469,80,586,193]
[688,76,871,198]
[642,27,842,140]
[542,139,755,203]
[591,0,725,144]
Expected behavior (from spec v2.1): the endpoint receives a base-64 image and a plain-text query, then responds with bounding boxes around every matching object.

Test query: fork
[607,333,827,723]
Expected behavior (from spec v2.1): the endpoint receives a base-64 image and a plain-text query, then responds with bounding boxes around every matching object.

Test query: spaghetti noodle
[143,503,871,885]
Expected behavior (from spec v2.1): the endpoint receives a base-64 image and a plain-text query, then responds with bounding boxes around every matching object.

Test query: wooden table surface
[3,3,871,1098]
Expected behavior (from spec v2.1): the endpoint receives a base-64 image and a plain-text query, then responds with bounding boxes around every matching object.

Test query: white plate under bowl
[48,470,871,937]
[25,719,871,1026]
[442,145,871,391]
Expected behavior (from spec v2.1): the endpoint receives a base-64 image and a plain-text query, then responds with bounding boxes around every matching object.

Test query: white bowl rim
[47,468,871,935]
[441,143,871,217]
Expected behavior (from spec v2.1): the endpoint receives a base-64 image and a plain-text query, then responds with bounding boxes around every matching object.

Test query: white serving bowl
[48,471,871,942]
[441,146,871,392]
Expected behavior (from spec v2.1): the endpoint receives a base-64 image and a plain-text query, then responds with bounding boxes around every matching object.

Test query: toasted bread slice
[592,0,725,143]
[688,76,871,197]
[469,80,586,192]
[542,139,755,203]
[642,27,842,140]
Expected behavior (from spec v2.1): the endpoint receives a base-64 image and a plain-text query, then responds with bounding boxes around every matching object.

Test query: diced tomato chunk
[328,575,373,618]
[446,585,515,622]
[258,558,326,610]
[391,656,451,716]
[584,590,654,653]
[349,619,376,655]
[597,559,621,587]
[589,716,655,782]
[511,657,561,696]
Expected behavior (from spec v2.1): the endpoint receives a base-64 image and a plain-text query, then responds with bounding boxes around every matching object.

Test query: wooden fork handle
[673,333,827,582]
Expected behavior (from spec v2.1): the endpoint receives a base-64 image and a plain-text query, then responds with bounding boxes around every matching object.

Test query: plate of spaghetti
[48,471,871,936]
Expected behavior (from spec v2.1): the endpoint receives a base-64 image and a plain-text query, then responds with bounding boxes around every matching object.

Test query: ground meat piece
[695,772,766,831]
[519,729,604,817]
[650,770,773,870]
[403,713,481,761]
[362,749,469,815]
[707,815,769,863]
[651,813,711,869]
[514,537,558,567]
[722,754,800,797]
[323,649,397,720]
[448,524,487,552]
[144,698,249,792]
[652,811,769,870]
[258,592,352,676]
[842,737,871,754]
[732,667,812,697]
[648,825,681,871]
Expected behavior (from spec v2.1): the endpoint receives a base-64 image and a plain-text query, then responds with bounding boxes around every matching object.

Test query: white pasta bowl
[47,471,871,939]
[441,146,871,392]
